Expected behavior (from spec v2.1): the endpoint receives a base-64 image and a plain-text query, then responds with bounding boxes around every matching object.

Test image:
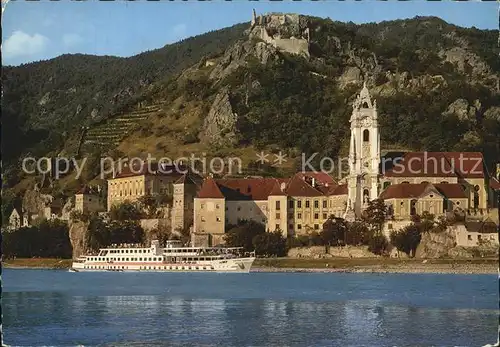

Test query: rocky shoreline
[252,263,498,274]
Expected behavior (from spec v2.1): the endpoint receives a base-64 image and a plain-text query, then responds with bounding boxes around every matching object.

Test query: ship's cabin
[165,240,183,249]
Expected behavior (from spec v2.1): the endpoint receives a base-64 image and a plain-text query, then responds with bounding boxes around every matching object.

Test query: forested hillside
[2,15,499,201]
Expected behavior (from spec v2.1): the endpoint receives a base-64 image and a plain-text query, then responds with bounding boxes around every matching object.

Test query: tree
[224,220,266,252]
[390,223,422,257]
[252,230,287,257]
[109,201,143,221]
[108,220,145,245]
[363,199,387,233]
[86,214,110,252]
[138,194,160,218]
[368,234,389,256]
[321,216,348,246]
[347,221,373,245]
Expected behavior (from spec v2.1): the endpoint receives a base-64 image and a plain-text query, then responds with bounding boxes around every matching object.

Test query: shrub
[368,234,389,255]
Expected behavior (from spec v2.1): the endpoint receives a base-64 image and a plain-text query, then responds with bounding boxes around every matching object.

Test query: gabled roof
[381,152,486,179]
[215,178,288,200]
[284,174,324,197]
[197,177,224,199]
[379,183,443,200]
[268,179,287,196]
[434,183,467,199]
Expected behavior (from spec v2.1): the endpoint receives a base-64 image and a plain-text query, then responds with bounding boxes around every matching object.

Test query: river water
[2,269,498,346]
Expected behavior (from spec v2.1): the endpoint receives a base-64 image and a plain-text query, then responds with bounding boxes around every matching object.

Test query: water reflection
[3,271,498,347]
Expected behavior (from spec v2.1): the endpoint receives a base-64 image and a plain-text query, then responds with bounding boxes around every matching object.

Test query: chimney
[312,177,316,187]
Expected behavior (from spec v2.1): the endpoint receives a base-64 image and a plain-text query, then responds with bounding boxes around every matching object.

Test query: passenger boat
[70,240,255,273]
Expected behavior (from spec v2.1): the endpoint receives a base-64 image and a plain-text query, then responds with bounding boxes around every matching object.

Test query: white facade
[346,82,381,219]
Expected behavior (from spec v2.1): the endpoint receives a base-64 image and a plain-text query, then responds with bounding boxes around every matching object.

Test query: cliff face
[69,220,89,259]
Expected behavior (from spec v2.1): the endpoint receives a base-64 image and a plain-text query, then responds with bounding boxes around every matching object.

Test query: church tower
[345,82,381,219]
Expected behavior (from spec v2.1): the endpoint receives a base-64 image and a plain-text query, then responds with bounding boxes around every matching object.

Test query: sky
[2,0,498,66]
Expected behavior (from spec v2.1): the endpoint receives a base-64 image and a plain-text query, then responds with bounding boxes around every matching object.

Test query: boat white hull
[71,257,255,273]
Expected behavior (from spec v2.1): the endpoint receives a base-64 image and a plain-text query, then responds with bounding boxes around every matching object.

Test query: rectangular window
[216,204,220,209]
[216,217,221,222]
[297,213,302,219]
[323,213,327,220]
[276,201,281,210]
[289,200,294,209]
[297,201,302,208]
[314,200,319,209]
[314,213,319,220]
[467,235,472,240]
[201,217,206,222]
[305,200,310,208]
[388,223,393,230]
[201,204,204,209]
[314,224,319,230]
[297,224,302,230]
[276,213,280,220]
[323,200,327,208]
[276,224,280,230]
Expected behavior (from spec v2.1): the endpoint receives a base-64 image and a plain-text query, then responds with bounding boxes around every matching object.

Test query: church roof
[490,177,500,190]
[379,182,467,200]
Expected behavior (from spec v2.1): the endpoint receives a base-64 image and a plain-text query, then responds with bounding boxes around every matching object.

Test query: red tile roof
[379,183,440,200]
[330,184,348,196]
[284,174,324,197]
[434,183,467,199]
[295,172,336,185]
[490,177,500,190]
[382,152,485,178]
[268,180,287,196]
[197,177,224,199]
[379,182,467,200]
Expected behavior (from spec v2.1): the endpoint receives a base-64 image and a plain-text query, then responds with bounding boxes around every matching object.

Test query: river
[2,269,497,346]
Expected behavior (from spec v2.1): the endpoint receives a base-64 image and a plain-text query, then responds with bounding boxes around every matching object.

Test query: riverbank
[3,257,497,274]
[3,258,73,269]
[253,258,498,274]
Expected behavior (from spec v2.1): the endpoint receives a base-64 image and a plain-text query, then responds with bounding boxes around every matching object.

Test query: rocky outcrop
[199,88,238,147]
[442,98,480,122]
[484,106,500,122]
[69,220,89,259]
[208,40,279,82]
[415,230,456,258]
[339,66,362,86]
[441,47,491,78]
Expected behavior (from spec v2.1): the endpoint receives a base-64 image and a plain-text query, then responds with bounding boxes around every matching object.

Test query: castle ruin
[249,10,310,58]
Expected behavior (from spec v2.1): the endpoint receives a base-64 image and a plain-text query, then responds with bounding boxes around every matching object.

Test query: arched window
[473,185,480,209]
[383,181,391,190]
[363,129,370,142]
[401,181,410,184]
[363,102,369,108]
[410,199,417,216]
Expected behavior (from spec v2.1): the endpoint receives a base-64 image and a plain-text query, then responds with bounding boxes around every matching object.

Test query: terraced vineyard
[81,104,163,153]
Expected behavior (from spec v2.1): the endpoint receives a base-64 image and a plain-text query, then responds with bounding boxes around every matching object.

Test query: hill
[2,14,499,204]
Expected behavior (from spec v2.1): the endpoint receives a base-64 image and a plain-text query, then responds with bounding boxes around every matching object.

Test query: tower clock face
[361,117,372,127]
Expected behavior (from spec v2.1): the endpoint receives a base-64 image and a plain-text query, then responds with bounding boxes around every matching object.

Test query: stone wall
[287,245,378,258]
